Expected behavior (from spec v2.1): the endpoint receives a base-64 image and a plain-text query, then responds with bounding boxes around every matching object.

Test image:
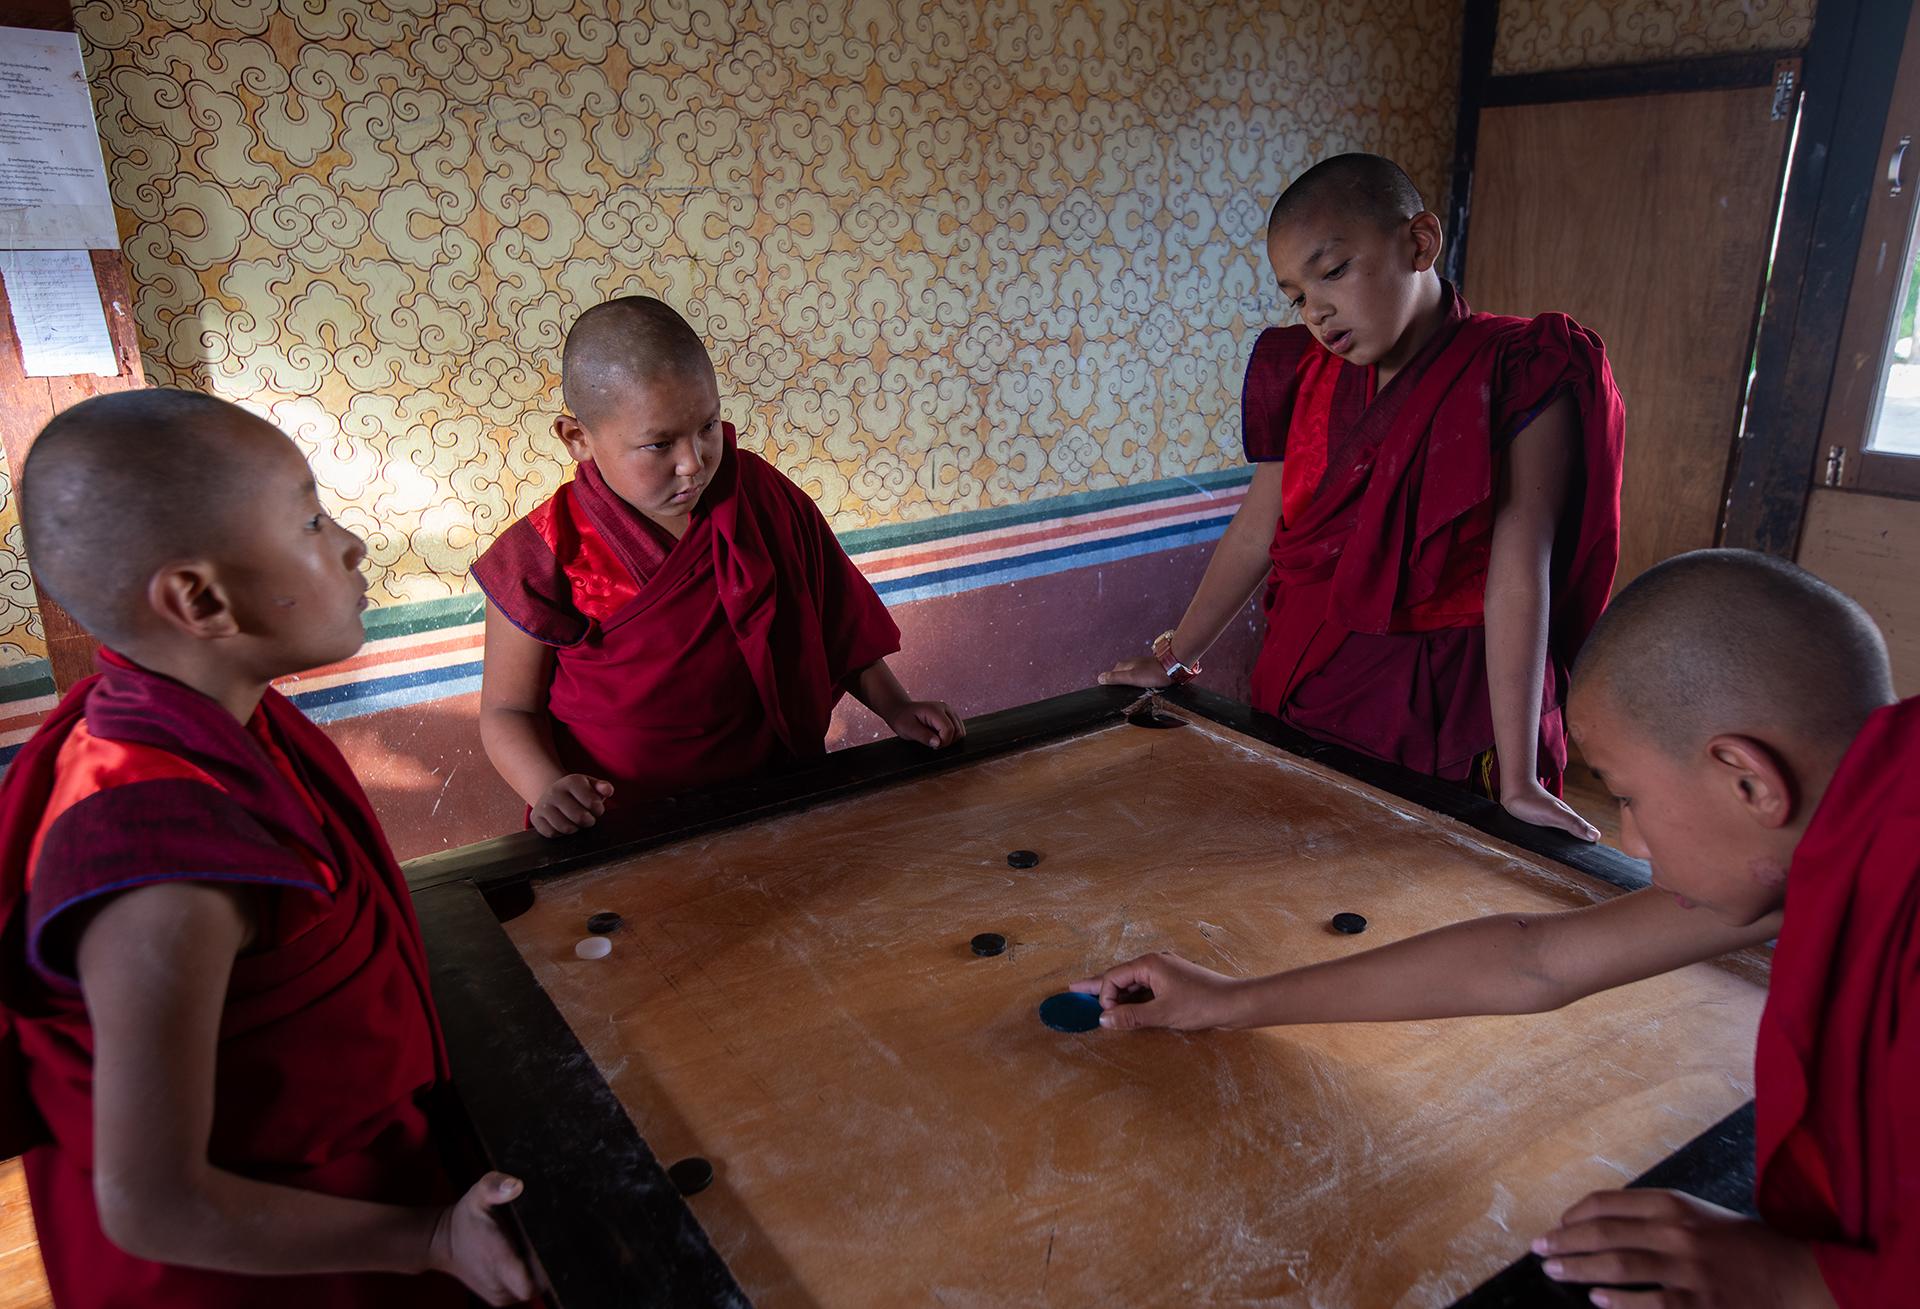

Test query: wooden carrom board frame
[402,685,1761,1309]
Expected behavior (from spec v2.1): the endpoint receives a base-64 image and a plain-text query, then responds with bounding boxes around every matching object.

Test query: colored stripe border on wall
[0,467,1251,762]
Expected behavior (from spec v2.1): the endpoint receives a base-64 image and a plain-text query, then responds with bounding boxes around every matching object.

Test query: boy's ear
[1704,733,1798,830]
[553,415,594,464]
[1408,210,1444,273]
[146,562,241,641]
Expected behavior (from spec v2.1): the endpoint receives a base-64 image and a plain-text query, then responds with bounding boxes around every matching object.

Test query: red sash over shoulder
[0,651,461,1308]
[1241,283,1624,785]
[471,424,901,802]
[1754,696,1920,1306]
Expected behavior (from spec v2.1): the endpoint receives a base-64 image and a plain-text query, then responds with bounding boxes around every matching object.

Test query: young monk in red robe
[1103,153,1625,841]
[1078,550,1914,1308]
[474,295,962,837]
[0,391,533,1307]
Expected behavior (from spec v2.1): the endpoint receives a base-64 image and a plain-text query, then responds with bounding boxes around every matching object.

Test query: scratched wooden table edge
[404,686,1763,1309]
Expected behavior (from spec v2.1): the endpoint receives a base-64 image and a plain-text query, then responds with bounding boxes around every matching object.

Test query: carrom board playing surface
[406,687,1769,1309]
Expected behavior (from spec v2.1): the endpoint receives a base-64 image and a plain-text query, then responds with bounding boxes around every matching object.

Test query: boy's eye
[1325,261,1350,280]
[307,512,326,531]
[1288,294,1305,309]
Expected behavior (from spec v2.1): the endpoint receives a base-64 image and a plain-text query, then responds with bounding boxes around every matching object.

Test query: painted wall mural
[1493,0,1816,75]
[0,0,1462,670]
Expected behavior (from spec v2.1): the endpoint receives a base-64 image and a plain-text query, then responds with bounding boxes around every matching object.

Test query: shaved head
[560,296,714,429]
[21,389,279,644]
[1268,153,1426,236]
[1572,549,1894,758]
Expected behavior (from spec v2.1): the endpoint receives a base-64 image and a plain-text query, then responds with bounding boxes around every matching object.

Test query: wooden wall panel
[1465,87,1790,590]
[0,10,144,693]
[1796,488,1920,697]
[0,252,144,692]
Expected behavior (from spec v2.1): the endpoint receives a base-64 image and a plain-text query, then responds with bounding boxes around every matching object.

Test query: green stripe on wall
[835,467,1252,555]
[0,660,55,704]
[361,592,487,642]
[356,467,1255,640]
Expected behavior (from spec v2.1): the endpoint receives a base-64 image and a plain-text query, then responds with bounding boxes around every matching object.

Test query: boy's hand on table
[1097,655,1172,689]
[1502,779,1601,843]
[1069,952,1249,1031]
[531,773,614,838]
[428,1172,535,1305]
[887,699,965,749]
[1536,1189,1836,1309]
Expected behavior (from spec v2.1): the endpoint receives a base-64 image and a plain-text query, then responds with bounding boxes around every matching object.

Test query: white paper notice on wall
[1,249,118,377]
[0,26,119,251]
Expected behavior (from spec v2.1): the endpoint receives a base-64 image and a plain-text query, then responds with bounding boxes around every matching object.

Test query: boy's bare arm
[478,601,610,835]
[1102,461,1284,687]
[1485,394,1597,840]
[1073,886,1779,1031]
[78,881,532,1303]
[849,659,964,749]
[477,602,566,803]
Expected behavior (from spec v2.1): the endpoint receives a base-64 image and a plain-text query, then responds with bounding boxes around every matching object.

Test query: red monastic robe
[1240,283,1625,790]
[1754,695,1920,1306]
[0,651,463,1308]
[470,425,901,805]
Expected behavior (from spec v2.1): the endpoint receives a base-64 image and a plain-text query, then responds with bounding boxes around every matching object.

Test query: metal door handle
[1892,136,1911,196]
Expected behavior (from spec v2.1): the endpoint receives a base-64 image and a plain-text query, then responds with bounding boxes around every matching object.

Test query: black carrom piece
[668,1157,715,1196]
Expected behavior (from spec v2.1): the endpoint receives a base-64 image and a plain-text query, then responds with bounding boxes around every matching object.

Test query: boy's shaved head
[1268,153,1426,235]
[22,389,279,644]
[1572,549,1894,758]
[560,296,714,429]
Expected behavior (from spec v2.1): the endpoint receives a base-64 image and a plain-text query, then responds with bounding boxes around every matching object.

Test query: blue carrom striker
[1038,991,1103,1033]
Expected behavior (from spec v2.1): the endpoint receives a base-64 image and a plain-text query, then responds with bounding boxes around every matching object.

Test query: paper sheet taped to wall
[0,26,120,251]
[1,249,118,377]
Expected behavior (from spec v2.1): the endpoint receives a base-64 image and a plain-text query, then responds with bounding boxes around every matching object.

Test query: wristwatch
[1151,629,1201,684]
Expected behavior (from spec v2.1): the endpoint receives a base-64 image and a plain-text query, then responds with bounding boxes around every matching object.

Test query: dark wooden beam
[1444,0,1500,288]
[1483,49,1800,107]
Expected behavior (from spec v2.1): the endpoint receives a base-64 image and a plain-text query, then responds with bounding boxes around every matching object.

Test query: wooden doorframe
[1442,0,1499,290]
[1445,0,1805,290]
[1804,5,1920,501]
[1715,0,1913,555]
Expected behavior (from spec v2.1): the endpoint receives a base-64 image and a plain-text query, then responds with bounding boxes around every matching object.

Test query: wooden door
[1465,85,1794,590]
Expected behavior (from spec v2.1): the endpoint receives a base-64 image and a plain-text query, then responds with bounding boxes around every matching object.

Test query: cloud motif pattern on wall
[0,0,1470,665]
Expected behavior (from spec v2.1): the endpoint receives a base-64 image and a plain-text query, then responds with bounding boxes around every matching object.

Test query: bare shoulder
[75,880,253,999]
